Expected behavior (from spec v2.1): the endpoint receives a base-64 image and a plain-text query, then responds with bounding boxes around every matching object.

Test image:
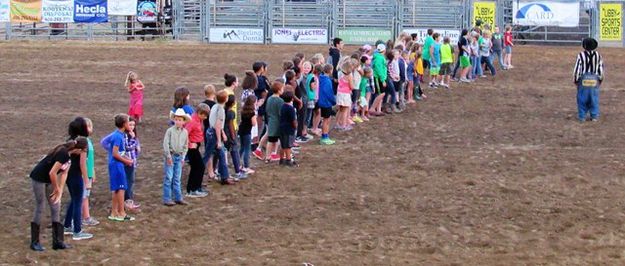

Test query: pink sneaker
[270,153,280,162]
[253,149,264,160]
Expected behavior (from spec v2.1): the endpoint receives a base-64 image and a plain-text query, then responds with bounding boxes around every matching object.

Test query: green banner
[337,28,392,44]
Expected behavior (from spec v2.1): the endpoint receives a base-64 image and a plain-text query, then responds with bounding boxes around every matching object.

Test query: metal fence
[1,0,624,46]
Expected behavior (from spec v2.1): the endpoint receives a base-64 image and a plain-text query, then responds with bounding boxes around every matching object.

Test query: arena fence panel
[335,0,397,45]
[400,0,466,44]
[268,0,332,45]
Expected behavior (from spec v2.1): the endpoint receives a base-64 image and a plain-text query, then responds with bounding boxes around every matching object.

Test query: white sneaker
[72,231,93,240]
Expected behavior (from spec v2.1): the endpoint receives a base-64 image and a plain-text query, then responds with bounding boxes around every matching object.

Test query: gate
[268,0,332,44]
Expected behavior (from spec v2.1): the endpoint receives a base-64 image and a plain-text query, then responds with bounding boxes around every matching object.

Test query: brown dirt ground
[1,41,625,265]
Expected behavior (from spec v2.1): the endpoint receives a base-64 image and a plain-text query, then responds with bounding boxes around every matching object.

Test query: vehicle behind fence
[0,0,623,46]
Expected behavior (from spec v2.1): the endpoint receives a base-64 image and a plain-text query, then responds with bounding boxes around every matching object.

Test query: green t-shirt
[441,44,454,64]
[86,137,95,178]
[422,36,435,61]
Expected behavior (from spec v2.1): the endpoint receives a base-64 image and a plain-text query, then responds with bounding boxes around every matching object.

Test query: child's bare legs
[111,191,119,217]
[322,117,331,135]
[370,92,385,113]
[407,81,414,103]
[312,109,321,133]
[82,197,90,220]
[116,190,126,217]
[205,155,214,177]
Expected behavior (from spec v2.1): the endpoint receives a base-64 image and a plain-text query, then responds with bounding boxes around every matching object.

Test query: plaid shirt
[124,134,140,167]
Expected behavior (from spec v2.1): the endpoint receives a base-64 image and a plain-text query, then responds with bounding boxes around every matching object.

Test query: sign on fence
[10,0,42,22]
[0,0,9,22]
[209,28,264,44]
[600,3,622,41]
[513,1,580,27]
[272,28,328,44]
[137,0,156,23]
[74,0,107,23]
[42,0,73,23]
[402,29,460,44]
[473,1,495,27]
[108,0,136,16]
[337,28,392,45]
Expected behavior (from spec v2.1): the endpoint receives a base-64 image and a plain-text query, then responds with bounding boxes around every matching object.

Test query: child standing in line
[469,32,480,80]
[279,91,298,166]
[264,81,285,163]
[398,50,409,109]
[370,44,387,116]
[480,30,496,77]
[351,58,364,124]
[458,29,473,83]
[296,61,313,143]
[405,47,416,104]
[186,103,210,197]
[29,138,87,251]
[430,33,442,87]
[225,95,247,180]
[162,109,190,206]
[439,36,455,89]
[318,64,337,145]
[82,118,99,226]
[503,25,514,69]
[126,71,144,123]
[208,90,236,185]
[223,73,239,129]
[239,96,257,174]
[241,71,257,104]
[124,118,141,210]
[359,67,373,121]
[107,114,135,220]
[336,60,354,130]
[64,117,93,240]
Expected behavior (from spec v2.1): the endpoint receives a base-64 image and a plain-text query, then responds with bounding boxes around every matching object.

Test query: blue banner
[74,0,107,23]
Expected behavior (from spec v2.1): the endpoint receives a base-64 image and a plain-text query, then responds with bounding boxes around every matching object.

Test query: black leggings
[32,179,61,224]
[186,147,205,193]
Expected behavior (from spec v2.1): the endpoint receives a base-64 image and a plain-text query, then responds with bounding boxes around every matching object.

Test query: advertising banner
[337,28,392,44]
[513,1,580,27]
[73,0,106,23]
[42,0,73,23]
[402,28,461,44]
[10,0,42,22]
[136,0,156,23]
[209,27,264,44]
[108,0,136,16]
[0,0,9,22]
[600,3,622,41]
[272,28,327,44]
[473,1,495,27]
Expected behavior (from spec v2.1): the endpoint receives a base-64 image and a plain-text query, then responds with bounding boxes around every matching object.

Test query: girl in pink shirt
[126,71,144,123]
[336,59,354,130]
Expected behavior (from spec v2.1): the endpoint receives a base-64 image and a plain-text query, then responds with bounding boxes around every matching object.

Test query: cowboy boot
[52,222,72,250]
[30,222,45,251]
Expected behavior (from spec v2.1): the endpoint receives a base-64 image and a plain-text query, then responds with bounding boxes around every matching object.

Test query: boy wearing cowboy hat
[573,37,604,122]
[162,108,191,206]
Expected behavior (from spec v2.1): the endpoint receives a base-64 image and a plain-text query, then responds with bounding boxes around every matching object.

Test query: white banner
[271,28,327,44]
[209,27,264,44]
[108,0,137,16]
[0,0,10,22]
[42,0,73,23]
[402,29,461,44]
[513,1,580,27]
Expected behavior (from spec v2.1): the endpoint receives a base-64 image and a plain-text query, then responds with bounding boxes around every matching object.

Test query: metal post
[5,22,9,40]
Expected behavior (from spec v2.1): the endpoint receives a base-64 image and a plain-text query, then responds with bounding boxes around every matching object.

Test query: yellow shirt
[224,87,238,130]
[416,58,424,75]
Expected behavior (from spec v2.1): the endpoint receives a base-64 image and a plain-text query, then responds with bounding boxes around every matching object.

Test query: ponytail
[46,137,88,158]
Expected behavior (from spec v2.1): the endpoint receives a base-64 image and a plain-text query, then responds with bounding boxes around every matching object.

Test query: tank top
[441,44,453,64]
[337,72,352,94]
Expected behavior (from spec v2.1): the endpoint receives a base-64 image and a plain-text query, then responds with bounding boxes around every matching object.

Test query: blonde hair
[204,84,216,97]
[125,71,137,88]
[340,58,353,74]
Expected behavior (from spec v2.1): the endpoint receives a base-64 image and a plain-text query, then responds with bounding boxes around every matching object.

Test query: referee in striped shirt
[574,38,604,122]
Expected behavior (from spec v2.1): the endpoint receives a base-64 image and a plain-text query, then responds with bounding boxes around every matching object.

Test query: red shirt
[504,31,513,46]
[185,113,204,144]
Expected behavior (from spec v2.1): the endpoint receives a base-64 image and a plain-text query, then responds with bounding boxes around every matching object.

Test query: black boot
[30,222,45,251]
[51,222,71,250]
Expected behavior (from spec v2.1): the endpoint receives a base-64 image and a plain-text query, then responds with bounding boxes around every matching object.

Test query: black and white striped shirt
[573,50,604,82]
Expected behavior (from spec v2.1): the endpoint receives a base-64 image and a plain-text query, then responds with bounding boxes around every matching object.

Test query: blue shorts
[505,46,512,54]
[108,162,127,191]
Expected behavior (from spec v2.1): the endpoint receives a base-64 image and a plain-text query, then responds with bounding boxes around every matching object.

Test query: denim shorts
[505,46,512,54]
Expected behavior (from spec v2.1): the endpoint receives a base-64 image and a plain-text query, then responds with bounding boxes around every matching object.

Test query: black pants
[186,146,205,193]
[296,105,307,137]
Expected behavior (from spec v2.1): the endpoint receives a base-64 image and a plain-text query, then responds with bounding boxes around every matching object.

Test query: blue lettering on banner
[74,0,108,23]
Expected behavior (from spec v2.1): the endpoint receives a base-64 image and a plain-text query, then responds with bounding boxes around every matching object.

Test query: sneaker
[236,172,248,180]
[361,116,370,122]
[125,200,138,210]
[83,217,100,226]
[320,138,336,145]
[441,83,450,89]
[304,134,314,141]
[64,227,73,235]
[421,94,427,99]
[480,75,487,78]
[292,149,300,155]
[163,201,176,206]
[186,191,201,198]
[72,231,93,240]
[293,142,300,148]
[270,153,280,161]
[353,116,363,123]
[295,136,308,143]
[591,118,598,122]
[242,167,255,175]
[285,160,299,167]
[252,149,264,160]
[174,200,189,205]
[459,78,471,83]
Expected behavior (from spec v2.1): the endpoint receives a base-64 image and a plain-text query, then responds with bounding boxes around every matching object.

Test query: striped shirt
[573,50,604,83]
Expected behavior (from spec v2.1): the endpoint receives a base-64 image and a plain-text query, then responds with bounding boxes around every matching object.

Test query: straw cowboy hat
[169,108,191,122]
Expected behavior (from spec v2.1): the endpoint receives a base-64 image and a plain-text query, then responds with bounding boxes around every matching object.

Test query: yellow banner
[600,3,622,41]
[10,0,41,22]
[473,1,496,28]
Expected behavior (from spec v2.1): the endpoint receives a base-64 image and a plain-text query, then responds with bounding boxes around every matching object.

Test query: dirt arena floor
[1,41,625,265]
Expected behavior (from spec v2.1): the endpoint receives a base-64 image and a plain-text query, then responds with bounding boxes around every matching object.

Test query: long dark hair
[128,117,138,138]
[47,137,88,158]
[241,95,256,117]
[68,117,89,140]
[173,87,190,108]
